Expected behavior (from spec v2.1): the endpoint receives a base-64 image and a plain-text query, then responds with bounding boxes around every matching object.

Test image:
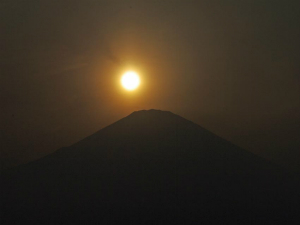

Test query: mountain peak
[127,109,183,121]
[130,109,173,116]
[2,109,298,225]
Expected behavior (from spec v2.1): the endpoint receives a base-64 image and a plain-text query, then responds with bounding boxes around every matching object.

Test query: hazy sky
[1,0,300,171]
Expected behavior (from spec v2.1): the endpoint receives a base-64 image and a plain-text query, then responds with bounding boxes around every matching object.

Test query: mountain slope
[1,109,299,224]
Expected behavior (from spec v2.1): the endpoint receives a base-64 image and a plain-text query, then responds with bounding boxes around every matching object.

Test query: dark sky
[1,0,300,171]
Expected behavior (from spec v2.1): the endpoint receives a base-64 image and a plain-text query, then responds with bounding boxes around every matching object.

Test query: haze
[1,0,300,171]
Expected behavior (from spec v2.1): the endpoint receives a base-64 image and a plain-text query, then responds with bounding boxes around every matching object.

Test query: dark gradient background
[1,0,300,171]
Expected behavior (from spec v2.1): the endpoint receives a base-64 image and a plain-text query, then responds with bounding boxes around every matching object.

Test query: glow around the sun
[121,71,140,91]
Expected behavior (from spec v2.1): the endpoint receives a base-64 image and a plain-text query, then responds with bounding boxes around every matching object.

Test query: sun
[121,71,140,91]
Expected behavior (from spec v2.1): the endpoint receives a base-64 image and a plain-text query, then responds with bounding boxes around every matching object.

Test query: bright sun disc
[121,71,140,91]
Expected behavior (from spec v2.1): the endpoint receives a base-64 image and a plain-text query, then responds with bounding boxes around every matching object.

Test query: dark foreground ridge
[1,110,299,224]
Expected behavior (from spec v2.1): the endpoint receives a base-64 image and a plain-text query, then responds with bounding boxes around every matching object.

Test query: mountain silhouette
[1,109,299,224]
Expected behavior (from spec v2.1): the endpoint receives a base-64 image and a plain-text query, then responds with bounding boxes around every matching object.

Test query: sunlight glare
[121,71,140,91]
